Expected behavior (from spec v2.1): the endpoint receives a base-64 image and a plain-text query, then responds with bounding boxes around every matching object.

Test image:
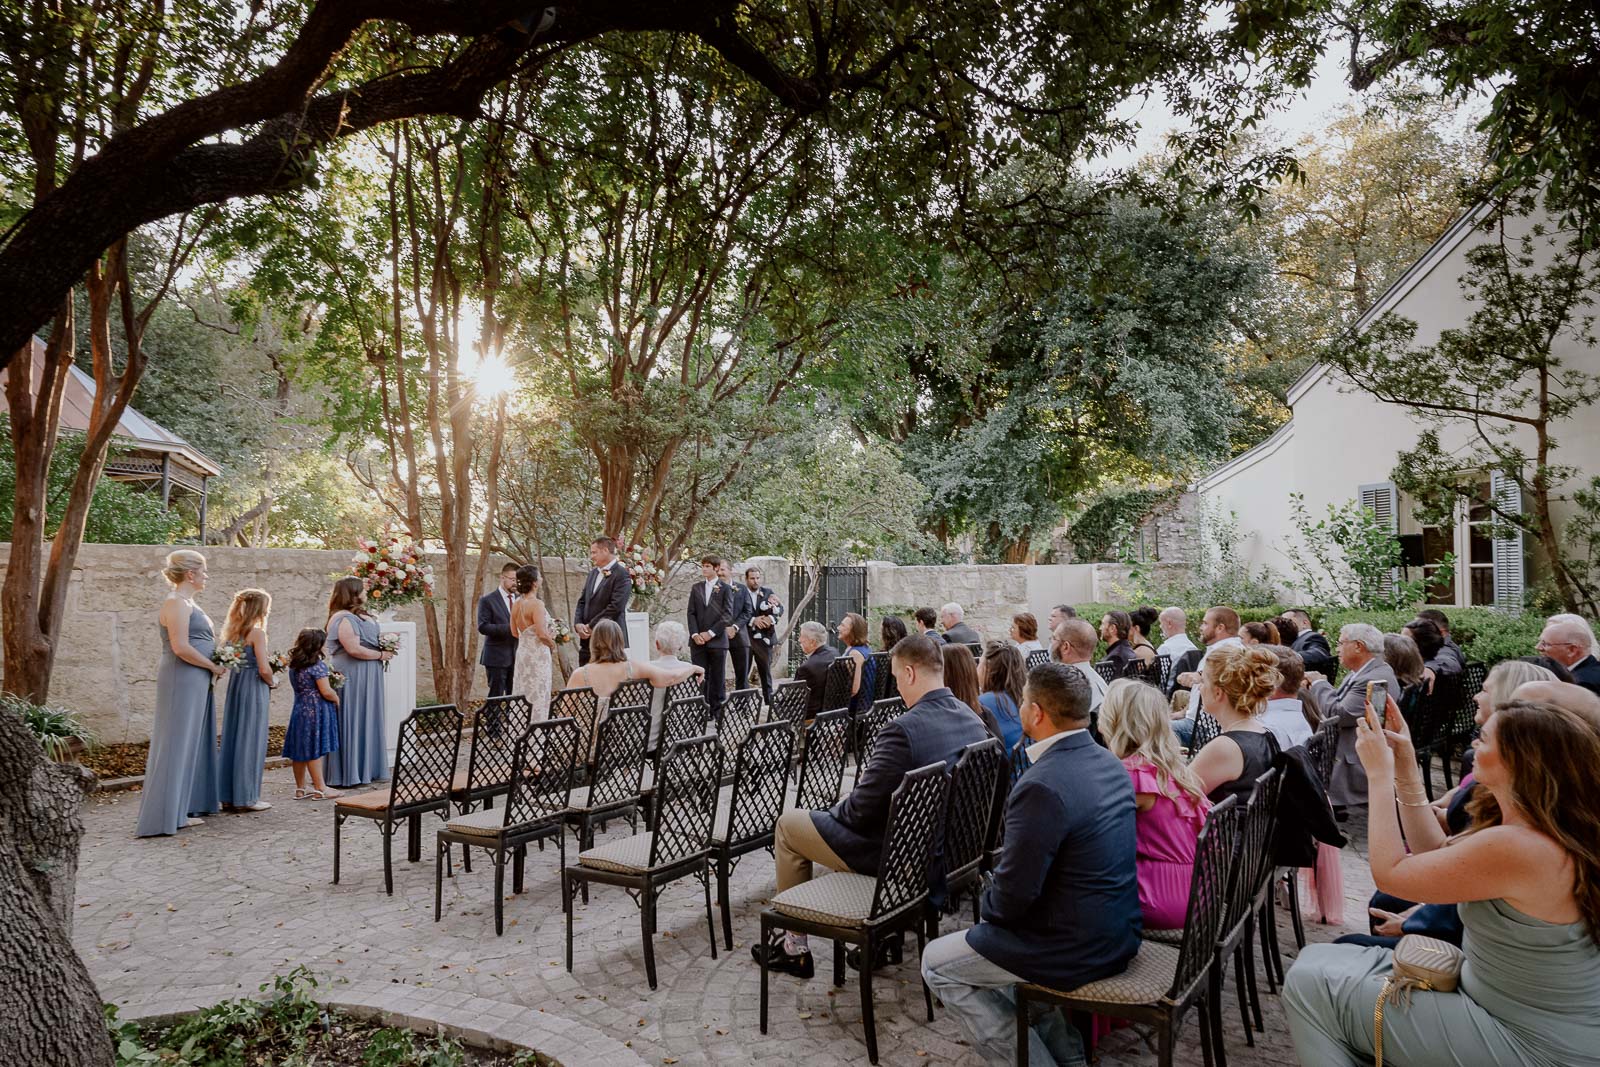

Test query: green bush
[1,692,95,759]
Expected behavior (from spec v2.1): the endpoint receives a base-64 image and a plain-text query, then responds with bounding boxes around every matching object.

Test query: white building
[1193,201,1600,609]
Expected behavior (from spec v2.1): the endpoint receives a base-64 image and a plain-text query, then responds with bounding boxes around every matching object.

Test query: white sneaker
[245,801,273,812]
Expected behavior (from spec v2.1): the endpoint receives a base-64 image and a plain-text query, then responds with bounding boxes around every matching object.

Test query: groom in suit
[574,535,633,666]
[477,561,520,697]
[688,554,734,720]
[743,565,783,705]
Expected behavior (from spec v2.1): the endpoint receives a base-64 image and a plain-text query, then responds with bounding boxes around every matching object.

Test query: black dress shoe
[752,940,816,979]
[846,933,904,972]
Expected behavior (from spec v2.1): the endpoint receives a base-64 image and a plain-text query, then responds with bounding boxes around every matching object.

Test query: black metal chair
[664,676,704,706]
[711,720,796,949]
[609,678,655,716]
[1214,769,1281,1060]
[1127,656,1165,687]
[550,686,601,758]
[1188,708,1221,755]
[719,687,764,751]
[794,708,851,811]
[333,704,463,896]
[1410,674,1464,799]
[984,738,1033,871]
[564,734,724,990]
[434,717,579,934]
[1017,794,1242,1067]
[870,651,896,700]
[760,762,951,1065]
[821,654,857,713]
[563,704,651,864]
[1093,659,1122,683]
[1025,649,1050,671]
[447,694,535,872]
[1155,653,1175,691]
[965,641,983,660]
[853,697,906,782]
[770,680,812,727]
[936,737,1004,929]
[1280,716,1340,950]
[643,696,713,821]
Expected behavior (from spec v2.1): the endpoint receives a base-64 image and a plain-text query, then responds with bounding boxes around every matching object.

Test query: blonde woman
[1100,679,1212,929]
[137,550,228,837]
[218,589,278,812]
[1190,644,1283,804]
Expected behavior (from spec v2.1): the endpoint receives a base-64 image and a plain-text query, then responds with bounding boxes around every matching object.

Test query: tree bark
[0,710,111,1066]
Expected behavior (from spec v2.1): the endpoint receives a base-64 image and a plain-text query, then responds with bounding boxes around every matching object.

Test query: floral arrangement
[328,671,346,691]
[619,541,663,601]
[348,537,435,607]
[551,618,573,645]
[267,651,290,674]
[211,642,246,670]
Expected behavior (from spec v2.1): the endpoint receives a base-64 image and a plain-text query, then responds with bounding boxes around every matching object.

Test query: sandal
[293,789,311,801]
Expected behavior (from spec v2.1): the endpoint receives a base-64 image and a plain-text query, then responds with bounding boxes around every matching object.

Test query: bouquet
[348,536,435,607]
[211,642,246,671]
[618,541,663,601]
[551,618,573,645]
[267,651,290,674]
[377,632,401,672]
[329,671,346,691]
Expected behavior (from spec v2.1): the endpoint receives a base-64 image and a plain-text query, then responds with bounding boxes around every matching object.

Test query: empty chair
[563,704,651,858]
[1014,795,1242,1067]
[712,720,796,948]
[333,705,463,896]
[869,651,896,700]
[434,717,579,934]
[794,709,851,811]
[770,680,812,727]
[564,734,724,990]
[447,694,535,872]
[720,687,764,751]
[938,737,1004,927]
[760,762,951,1065]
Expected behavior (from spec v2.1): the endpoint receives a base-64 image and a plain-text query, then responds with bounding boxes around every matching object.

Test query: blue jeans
[921,930,1087,1067]
[1172,716,1194,746]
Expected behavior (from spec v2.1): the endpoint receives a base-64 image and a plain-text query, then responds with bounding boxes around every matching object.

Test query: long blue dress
[136,605,220,837]
[218,642,272,807]
[324,611,388,788]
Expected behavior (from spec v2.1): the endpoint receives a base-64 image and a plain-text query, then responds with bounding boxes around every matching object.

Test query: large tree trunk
[0,711,111,1066]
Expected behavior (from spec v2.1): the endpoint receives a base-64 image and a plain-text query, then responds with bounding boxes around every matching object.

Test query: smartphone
[1366,679,1389,726]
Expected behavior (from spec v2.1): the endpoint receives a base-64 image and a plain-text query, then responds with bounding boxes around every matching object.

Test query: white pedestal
[625,610,651,663]
[378,621,418,766]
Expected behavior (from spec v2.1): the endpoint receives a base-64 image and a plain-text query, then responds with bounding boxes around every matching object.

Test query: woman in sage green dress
[1284,693,1600,1066]
[218,588,278,811]
[136,550,230,838]
[323,577,394,789]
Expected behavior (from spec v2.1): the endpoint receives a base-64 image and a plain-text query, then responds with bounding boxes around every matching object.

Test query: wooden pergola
[3,336,223,542]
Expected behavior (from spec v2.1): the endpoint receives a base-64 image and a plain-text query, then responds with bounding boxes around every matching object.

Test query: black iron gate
[787,565,867,667]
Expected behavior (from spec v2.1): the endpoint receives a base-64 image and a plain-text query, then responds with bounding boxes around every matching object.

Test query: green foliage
[1282,494,1454,610]
[1110,503,1279,608]
[361,1027,465,1067]
[0,692,95,758]
[0,414,183,546]
[1065,488,1178,562]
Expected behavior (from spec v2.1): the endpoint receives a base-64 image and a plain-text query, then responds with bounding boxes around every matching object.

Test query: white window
[1408,473,1524,609]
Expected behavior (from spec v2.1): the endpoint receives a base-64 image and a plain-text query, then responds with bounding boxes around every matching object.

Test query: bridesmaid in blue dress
[136,550,230,837]
[218,589,278,811]
[323,577,394,788]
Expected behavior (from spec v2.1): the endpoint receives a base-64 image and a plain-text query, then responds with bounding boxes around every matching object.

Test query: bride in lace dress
[510,564,556,720]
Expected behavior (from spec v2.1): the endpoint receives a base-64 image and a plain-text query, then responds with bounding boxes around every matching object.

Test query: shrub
[1,692,95,760]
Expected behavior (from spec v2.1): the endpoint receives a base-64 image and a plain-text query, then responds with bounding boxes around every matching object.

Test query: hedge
[1070,602,1549,669]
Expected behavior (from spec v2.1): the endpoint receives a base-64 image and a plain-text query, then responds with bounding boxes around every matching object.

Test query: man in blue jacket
[922,662,1141,1066]
[755,633,989,978]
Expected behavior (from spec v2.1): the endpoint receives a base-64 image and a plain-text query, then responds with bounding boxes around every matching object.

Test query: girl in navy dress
[283,628,342,800]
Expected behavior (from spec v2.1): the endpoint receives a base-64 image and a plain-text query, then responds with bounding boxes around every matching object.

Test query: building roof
[1,335,222,478]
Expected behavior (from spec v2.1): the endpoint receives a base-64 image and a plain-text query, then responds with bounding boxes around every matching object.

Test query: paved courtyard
[75,764,1377,1066]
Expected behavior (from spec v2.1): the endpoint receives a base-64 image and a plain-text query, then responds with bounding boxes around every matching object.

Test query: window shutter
[1490,469,1525,613]
[1359,481,1400,600]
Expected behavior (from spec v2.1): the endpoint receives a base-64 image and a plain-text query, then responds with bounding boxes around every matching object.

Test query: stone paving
[75,764,1378,1067]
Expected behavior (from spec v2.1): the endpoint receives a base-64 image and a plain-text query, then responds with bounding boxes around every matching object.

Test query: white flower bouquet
[211,642,246,670]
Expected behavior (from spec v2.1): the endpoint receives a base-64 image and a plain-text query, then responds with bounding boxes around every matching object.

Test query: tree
[1327,190,1600,615]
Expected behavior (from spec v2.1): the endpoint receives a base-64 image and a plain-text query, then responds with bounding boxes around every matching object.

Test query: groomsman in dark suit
[719,560,754,695]
[743,565,784,705]
[476,561,520,697]
[687,554,734,720]
[574,535,633,666]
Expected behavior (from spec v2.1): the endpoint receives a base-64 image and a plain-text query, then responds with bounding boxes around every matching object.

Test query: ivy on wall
[1065,488,1179,562]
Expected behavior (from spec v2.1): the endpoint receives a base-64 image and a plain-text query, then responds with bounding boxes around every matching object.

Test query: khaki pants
[774,809,854,892]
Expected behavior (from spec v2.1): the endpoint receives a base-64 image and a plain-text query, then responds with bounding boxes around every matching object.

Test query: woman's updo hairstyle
[515,564,540,597]
[1203,644,1282,718]
[162,549,207,586]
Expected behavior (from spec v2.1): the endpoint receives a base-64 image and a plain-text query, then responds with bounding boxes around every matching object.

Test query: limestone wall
[863,562,1115,643]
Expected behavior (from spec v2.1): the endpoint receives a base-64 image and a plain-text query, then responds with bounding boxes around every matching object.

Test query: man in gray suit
[1306,622,1398,809]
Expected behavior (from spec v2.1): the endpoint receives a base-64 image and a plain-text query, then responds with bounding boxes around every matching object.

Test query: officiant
[574,535,632,666]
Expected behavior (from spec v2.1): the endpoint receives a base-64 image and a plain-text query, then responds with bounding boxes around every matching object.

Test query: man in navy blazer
[922,662,1141,1066]
[755,633,989,978]
[476,562,520,697]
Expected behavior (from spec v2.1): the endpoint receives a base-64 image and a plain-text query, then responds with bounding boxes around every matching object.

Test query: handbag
[1373,934,1465,1066]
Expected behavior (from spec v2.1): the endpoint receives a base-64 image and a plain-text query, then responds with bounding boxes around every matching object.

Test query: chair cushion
[336,789,391,812]
[1027,942,1181,1006]
[1142,927,1184,945]
[771,871,876,927]
[578,833,654,873]
[446,807,506,837]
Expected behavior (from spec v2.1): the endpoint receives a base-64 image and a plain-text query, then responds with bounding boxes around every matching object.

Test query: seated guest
[1520,654,1575,682]
[1055,618,1109,713]
[1382,632,1427,699]
[1190,644,1282,804]
[922,664,1141,1066]
[1172,605,1245,744]
[758,635,989,978]
[1414,607,1465,673]
[944,641,1001,739]
[1285,697,1600,1067]
[1305,623,1399,809]
[1047,604,1076,635]
[1155,606,1197,663]
[940,602,981,645]
[913,606,939,636]
[1099,678,1210,930]
[1100,611,1138,668]
[1128,606,1159,663]
[1009,612,1044,656]
[1538,614,1600,696]
[978,640,1026,749]
[1404,617,1458,682]
[1286,609,1335,676]
[879,614,907,652]
[1264,645,1319,748]
[837,611,876,714]
[1240,620,1280,646]
[792,621,837,719]
[1271,613,1301,648]
[646,620,694,747]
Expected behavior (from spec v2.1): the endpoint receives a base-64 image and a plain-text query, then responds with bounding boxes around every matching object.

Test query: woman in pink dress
[1099,678,1211,929]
